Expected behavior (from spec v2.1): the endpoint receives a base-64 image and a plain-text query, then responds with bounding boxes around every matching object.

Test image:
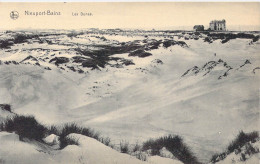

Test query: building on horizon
[193,25,204,31]
[209,19,226,31]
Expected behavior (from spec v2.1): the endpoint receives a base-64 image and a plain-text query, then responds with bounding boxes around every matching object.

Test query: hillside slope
[0,31,259,162]
[0,131,185,164]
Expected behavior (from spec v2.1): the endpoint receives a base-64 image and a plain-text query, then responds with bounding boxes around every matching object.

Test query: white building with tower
[209,19,226,31]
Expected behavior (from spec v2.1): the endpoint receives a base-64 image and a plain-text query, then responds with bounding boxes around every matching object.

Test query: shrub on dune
[120,141,129,154]
[210,131,259,163]
[57,123,100,149]
[0,115,47,141]
[59,135,79,149]
[142,135,200,164]
[58,123,99,140]
[227,131,259,153]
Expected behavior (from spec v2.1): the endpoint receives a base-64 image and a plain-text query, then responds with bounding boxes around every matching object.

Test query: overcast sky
[0,2,259,30]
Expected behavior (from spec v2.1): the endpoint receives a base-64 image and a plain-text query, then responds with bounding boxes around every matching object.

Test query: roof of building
[210,19,226,24]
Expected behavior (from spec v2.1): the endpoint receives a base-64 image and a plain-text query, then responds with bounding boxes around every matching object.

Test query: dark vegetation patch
[81,59,100,69]
[142,135,200,164]
[120,59,135,66]
[57,123,99,149]
[90,41,143,56]
[74,42,142,69]
[0,40,14,49]
[58,123,99,141]
[75,48,118,69]
[129,49,152,58]
[163,40,174,48]
[151,59,163,64]
[221,38,229,44]
[182,59,233,79]
[109,57,135,66]
[252,35,260,42]
[0,115,47,141]
[67,66,76,72]
[133,142,141,153]
[0,115,103,149]
[45,49,135,71]
[78,69,84,73]
[0,114,206,163]
[1,32,187,71]
[72,56,90,63]
[100,137,111,147]
[67,31,84,38]
[239,142,259,161]
[144,39,162,50]
[163,40,188,48]
[227,131,258,153]
[181,66,200,77]
[201,60,229,76]
[0,32,64,49]
[211,131,259,163]
[120,141,129,153]
[49,57,70,66]
[13,34,34,44]
[204,37,213,43]
[59,136,79,149]
[72,39,186,69]
[252,67,260,74]
[47,125,59,135]
[2,60,19,65]
[46,123,101,149]
[239,59,251,68]
[0,104,12,113]
[44,67,52,70]
[207,33,260,44]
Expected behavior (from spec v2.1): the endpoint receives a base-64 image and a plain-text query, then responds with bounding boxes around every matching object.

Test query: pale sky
[0,2,259,30]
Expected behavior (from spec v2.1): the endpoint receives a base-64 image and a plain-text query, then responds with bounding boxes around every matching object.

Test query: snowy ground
[0,30,259,163]
[0,132,184,164]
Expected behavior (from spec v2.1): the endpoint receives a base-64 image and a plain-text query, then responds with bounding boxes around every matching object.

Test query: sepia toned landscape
[0,2,260,164]
[0,28,259,164]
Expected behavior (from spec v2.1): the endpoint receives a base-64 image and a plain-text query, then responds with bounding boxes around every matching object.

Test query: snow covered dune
[0,30,259,163]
